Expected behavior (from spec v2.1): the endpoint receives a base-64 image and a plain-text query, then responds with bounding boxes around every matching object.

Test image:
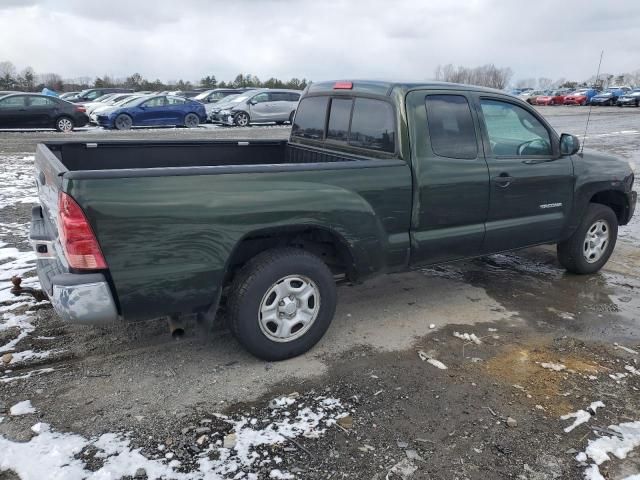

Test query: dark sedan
[617,89,640,107]
[0,93,89,132]
[96,94,207,130]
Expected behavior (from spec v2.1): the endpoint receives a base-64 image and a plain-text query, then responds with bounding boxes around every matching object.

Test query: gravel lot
[1,107,639,479]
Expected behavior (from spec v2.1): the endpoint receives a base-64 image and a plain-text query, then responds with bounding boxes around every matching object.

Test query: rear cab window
[425,94,478,159]
[292,95,396,155]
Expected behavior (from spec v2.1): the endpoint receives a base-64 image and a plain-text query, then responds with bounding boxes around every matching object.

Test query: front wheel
[55,116,74,133]
[234,111,250,127]
[114,114,133,130]
[184,113,200,128]
[227,248,337,361]
[557,204,618,274]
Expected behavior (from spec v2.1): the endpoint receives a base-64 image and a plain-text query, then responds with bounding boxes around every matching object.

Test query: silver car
[216,89,301,126]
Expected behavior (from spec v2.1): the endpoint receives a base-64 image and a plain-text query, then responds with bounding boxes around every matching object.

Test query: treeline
[434,64,513,89]
[0,61,308,92]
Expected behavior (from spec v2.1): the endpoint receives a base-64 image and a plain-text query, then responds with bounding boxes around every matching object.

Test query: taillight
[75,106,86,113]
[58,192,107,270]
[333,81,353,90]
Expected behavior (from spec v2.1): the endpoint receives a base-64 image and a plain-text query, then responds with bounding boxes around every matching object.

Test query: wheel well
[224,227,356,286]
[590,190,629,224]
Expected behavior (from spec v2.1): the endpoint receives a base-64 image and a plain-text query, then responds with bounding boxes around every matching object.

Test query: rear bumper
[30,206,119,324]
[50,273,118,324]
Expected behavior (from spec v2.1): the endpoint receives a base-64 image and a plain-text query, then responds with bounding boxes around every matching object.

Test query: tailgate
[31,143,69,293]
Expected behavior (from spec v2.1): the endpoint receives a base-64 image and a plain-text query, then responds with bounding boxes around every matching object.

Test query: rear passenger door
[25,96,58,127]
[407,91,490,265]
[475,95,574,252]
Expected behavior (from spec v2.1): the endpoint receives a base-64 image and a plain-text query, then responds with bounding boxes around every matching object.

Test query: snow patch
[561,401,604,433]
[577,421,640,479]
[540,362,566,372]
[10,400,36,415]
[453,332,482,344]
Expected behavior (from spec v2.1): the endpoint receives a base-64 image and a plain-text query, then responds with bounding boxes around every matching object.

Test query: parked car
[89,95,145,124]
[207,93,246,122]
[519,90,547,105]
[589,88,627,106]
[85,93,137,115]
[74,88,134,103]
[167,90,203,99]
[215,89,301,126]
[563,89,599,105]
[59,92,80,100]
[194,89,249,118]
[617,89,640,107]
[535,90,572,106]
[27,80,636,360]
[95,94,206,130]
[0,93,88,132]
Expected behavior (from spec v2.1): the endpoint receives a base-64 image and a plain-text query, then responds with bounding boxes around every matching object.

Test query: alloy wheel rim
[258,275,321,343]
[58,118,72,132]
[117,116,131,129]
[583,220,609,263]
[236,114,248,126]
[186,114,198,127]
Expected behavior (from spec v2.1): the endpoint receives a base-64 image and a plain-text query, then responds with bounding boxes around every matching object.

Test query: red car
[536,90,570,106]
[564,89,598,106]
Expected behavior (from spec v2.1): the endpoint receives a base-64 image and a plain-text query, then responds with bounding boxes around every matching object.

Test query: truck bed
[46,140,361,172]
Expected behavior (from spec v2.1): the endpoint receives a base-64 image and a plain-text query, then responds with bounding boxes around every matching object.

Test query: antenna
[581,50,604,153]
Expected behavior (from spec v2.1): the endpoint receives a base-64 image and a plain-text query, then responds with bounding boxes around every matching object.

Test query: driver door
[475,95,574,253]
[248,92,271,122]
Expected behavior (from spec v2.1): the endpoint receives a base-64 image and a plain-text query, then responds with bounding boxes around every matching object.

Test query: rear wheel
[557,203,618,274]
[114,114,132,130]
[227,248,337,361]
[55,116,74,133]
[184,113,200,128]
[234,111,250,127]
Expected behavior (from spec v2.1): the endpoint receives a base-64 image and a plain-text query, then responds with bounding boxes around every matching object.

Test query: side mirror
[249,100,257,105]
[560,133,580,156]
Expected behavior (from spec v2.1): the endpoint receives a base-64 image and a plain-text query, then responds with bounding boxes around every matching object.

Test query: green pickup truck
[29,80,636,360]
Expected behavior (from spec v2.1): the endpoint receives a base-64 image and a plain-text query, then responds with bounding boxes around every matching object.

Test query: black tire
[227,248,337,361]
[234,111,250,127]
[55,116,74,133]
[114,114,133,130]
[557,203,618,274]
[184,113,200,128]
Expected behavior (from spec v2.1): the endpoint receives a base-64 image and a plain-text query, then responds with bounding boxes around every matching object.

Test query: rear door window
[270,92,290,102]
[291,96,328,139]
[326,98,352,143]
[28,96,57,107]
[0,96,27,108]
[425,95,478,159]
[349,98,395,153]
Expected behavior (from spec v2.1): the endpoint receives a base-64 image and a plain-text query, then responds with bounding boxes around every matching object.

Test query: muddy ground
[1,107,639,479]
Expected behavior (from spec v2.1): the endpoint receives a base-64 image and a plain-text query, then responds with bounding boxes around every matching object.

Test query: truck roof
[306,80,507,97]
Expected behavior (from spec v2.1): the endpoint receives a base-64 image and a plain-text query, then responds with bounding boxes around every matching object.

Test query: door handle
[493,173,514,188]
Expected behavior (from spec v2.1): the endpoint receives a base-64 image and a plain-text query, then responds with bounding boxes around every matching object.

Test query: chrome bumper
[50,273,118,324]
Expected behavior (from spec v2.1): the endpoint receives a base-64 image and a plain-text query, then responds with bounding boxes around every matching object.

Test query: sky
[0,0,639,85]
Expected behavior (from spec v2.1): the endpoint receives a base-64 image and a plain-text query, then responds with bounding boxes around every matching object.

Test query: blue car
[589,88,629,106]
[96,95,207,130]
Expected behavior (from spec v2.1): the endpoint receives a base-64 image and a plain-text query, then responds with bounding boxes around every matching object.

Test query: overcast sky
[1,0,639,84]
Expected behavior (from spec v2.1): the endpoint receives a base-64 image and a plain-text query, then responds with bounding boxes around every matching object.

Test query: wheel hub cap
[583,220,609,263]
[258,275,320,342]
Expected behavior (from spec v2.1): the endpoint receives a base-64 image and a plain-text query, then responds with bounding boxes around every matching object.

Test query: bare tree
[537,77,552,90]
[434,63,512,89]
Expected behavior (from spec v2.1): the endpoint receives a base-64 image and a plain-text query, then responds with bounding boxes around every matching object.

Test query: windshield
[118,96,149,107]
[194,91,212,100]
[225,95,250,105]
